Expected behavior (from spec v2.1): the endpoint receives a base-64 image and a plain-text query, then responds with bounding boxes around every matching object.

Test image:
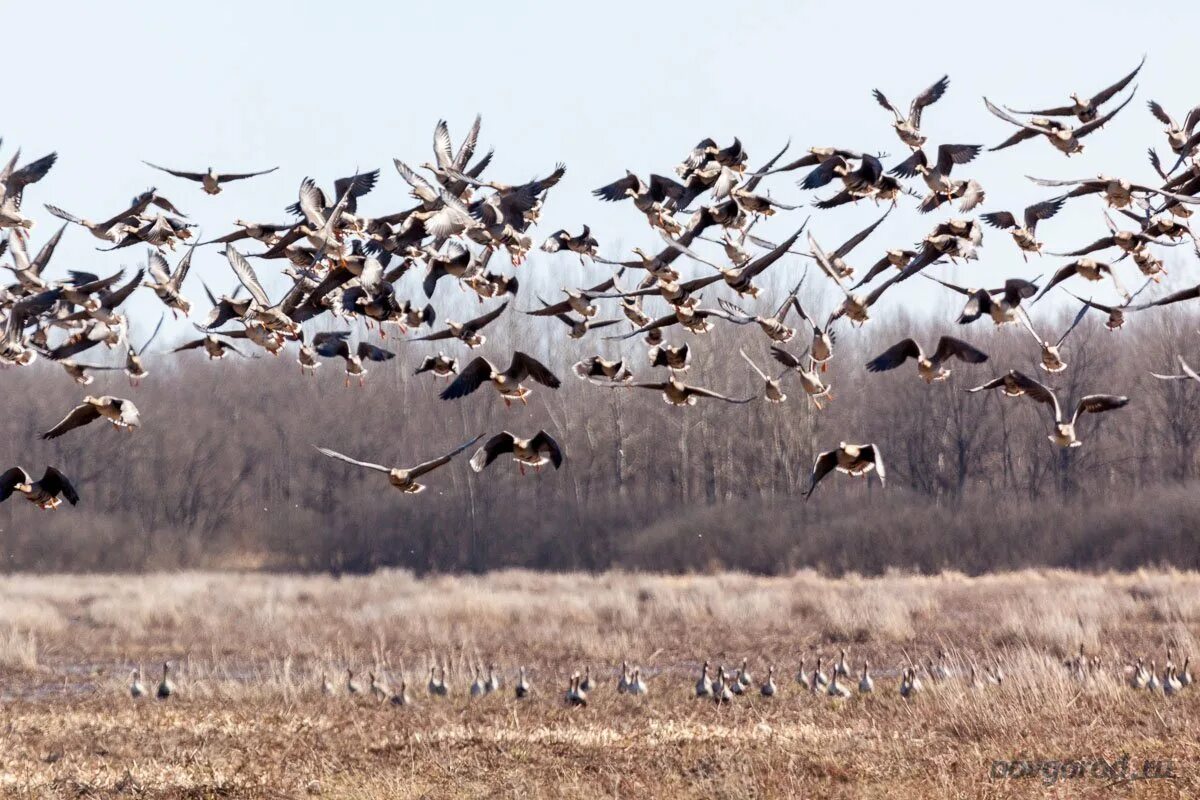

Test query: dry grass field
[0,569,1197,798]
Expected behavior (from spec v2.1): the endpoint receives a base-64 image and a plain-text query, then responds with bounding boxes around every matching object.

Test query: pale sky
[5,0,1198,342]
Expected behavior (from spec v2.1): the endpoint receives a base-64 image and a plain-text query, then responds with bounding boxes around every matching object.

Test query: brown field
[0,569,1197,798]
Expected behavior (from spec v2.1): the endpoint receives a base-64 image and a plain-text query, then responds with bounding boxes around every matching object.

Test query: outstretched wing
[40,403,101,440]
[804,450,840,499]
[143,162,205,181]
[408,434,485,478]
[865,338,921,372]
[439,357,495,400]
[315,446,391,474]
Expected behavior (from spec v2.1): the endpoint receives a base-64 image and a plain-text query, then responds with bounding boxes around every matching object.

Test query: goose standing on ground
[834,649,849,678]
[695,661,714,698]
[370,671,390,701]
[314,435,482,494]
[1164,666,1183,696]
[813,656,829,689]
[629,668,648,696]
[470,667,486,697]
[805,443,886,498]
[439,351,561,406]
[470,430,563,475]
[129,668,146,699]
[347,669,362,695]
[1179,657,1193,687]
[617,661,631,694]
[391,678,412,707]
[40,396,141,440]
[827,670,852,699]
[859,662,874,694]
[900,667,922,698]
[156,663,174,700]
[1147,660,1161,693]
[713,666,734,704]
[487,664,501,693]
[760,666,777,697]
[143,162,279,195]
[0,467,79,510]
[795,659,809,688]
[1130,658,1149,689]
[515,666,531,699]
[865,336,988,382]
[566,673,587,706]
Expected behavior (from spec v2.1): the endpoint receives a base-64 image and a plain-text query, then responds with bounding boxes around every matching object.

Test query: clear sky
[5,0,1199,342]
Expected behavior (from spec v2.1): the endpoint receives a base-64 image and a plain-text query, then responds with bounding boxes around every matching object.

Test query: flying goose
[592,172,685,233]
[1065,279,1153,330]
[0,150,57,232]
[873,75,950,149]
[574,356,632,383]
[1150,355,1200,383]
[314,435,482,494]
[0,467,79,510]
[41,396,140,439]
[525,273,623,319]
[889,144,985,213]
[769,345,832,409]
[985,92,1135,156]
[647,343,691,372]
[313,332,396,387]
[739,348,789,403]
[997,372,1130,447]
[222,245,302,334]
[470,430,563,475]
[601,375,755,406]
[540,226,599,262]
[927,276,1040,326]
[156,662,174,700]
[1017,304,1089,373]
[440,351,561,405]
[807,210,892,280]
[981,197,1067,258]
[866,336,988,382]
[415,353,459,379]
[805,443,885,498]
[122,313,166,385]
[1148,99,1200,160]
[967,369,1042,399]
[143,244,195,317]
[716,283,803,344]
[1033,259,1127,303]
[1027,174,1200,211]
[39,355,120,386]
[143,162,278,194]
[129,668,146,699]
[1049,211,1184,258]
[813,238,906,325]
[43,188,183,244]
[172,332,251,360]
[411,301,508,348]
[1005,56,1144,123]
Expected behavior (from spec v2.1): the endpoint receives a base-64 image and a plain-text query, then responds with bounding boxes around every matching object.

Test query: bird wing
[981,211,1018,230]
[888,149,928,178]
[932,336,988,365]
[356,342,395,362]
[738,349,769,380]
[865,338,922,372]
[146,250,172,285]
[1072,395,1130,425]
[1089,55,1145,106]
[464,300,508,331]
[0,467,31,502]
[1011,372,1061,420]
[138,313,167,355]
[439,357,495,400]
[934,144,982,176]
[1148,100,1175,127]
[529,431,565,469]
[407,434,484,478]
[224,245,272,306]
[1130,283,1200,310]
[804,450,840,499]
[507,351,562,388]
[1024,196,1067,232]
[1055,302,1091,347]
[219,167,279,183]
[143,162,205,181]
[832,209,889,260]
[41,467,80,505]
[909,75,950,126]
[861,444,885,485]
[769,344,806,370]
[685,384,755,404]
[470,432,517,472]
[1077,91,1137,139]
[593,172,640,202]
[40,403,102,440]
[315,446,391,474]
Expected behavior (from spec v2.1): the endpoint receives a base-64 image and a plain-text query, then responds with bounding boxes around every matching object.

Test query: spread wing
[932,336,988,365]
[40,467,79,505]
[224,245,272,306]
[315,446,391,474]
[40,403,102,440]
[865,338,922,372]
[408,434,485,478]
[143,162,205,181]
[470,432,517,472]
[804,450,840,499]
[439,357,495,400]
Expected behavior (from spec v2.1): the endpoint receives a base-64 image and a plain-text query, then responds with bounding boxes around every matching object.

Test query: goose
[314,435,481,495]
[390,678,412,707]
[739,349,788,402]
[415,353,459,379]
[425,667,440,696]
[221,245,302,335]
[812,657,829,689]
[1130,658,1149,689]
[987,663,1004,685]
[43,188,181,244]
[312,332,396,387]
[795,659,810,688]
[1065,279,1152,331]
[967,369,1042,399]
[544,307,625,341]
[1034,259,1128,303]
[156,662,174,700]
[1164,666,1183,696]
[143,245,195,318]
[321,672,335,696]
[566,673,587,706]
[853,247,922,289]
[899,667,922,698]
[1180,657,1193,687]
[770,345,832,409]
[833,650,849,678]
[0,466,79,510]
[985,92,1135,156]
[574,356,632,383]
[470,667,486,697]
[592,172,685,233]
[807,211,892,280]
[515,666,531,699]
[487,664,501,693]
[525,272,623,319]
[1016,304,1089,373]
[441,352,561,407]
[617,661,631,694]
[981,197,1067,258]
[172,333,251,360]
[717,287,802,343]
[1146,660,1161,693]
[577,666,592,693]
[540,226,600,263]
[1049,212,1184,259]
[927,276,1040,326]
[889,144,985,213]
[122,313,166,385]
[760,666,777,697]
[815,242,904,325]
[873,75,950,149]
[1005,56,1144,123]
[1027,174,1199,211]
[656,223,806,298]
[629,668,648,696]
[930,653,950,682]
[470,430,564,475]
[826,670,852,699]
[730,667,746,696]
[865,336,988,382]
[600,375,755,406]
[347,669,362,695]
[129,668,146,699]
[777,298,835,367]
[40,395,140,440]
[294,330,320,376]
[370,671,391,701]
[713,666,734,704]
[410,300,509,348]
[805,443,886,498]
[143,162,279,195]
[695,661,714,698]
[610,301,754,341]
[859,662,874,694]
[996,372,1129,447]
[647,343,691,372]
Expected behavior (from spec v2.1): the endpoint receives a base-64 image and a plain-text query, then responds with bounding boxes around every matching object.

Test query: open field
[0,569,1197,798]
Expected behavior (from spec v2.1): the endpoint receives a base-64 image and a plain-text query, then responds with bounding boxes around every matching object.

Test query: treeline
[3,282,1200,576]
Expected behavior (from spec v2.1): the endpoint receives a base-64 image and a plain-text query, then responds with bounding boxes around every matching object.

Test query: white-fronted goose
[805,443,885,498]
[540,226,599,263]
[601,374,755,406]
[647,343,691,372]
[515,666,531,698]
[129,668,146,699]
[1006,57,1144,123]
[0,466,79,510]
[981,197,1067,258]
[986,92,1135,156]
[574,356,632,383]
[41,395,140,440]
[315,435,482,494]
[859,662,874,694]
[695,661,713,698]
[440,351,561,405]
[873,75,950,149]
[470,431,563,475]
[866,336,988,382]
[889,144,984,213]
[770,344,832,409]
[143,162,278,195]
[1017,304,1089,373]
[156,662,174,700]
[927,276,1040,326]
[993,372,1129,447]
[143,245,195,316]
[411,301,508,348]
[760,666,777,697]
[415,353,458,379]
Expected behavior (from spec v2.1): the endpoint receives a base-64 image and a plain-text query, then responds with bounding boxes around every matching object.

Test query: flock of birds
[124,644,1196,706]
[7,56,1200,509]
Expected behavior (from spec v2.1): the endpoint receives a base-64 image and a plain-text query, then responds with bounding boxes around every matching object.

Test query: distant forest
[3,288,1199,576]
